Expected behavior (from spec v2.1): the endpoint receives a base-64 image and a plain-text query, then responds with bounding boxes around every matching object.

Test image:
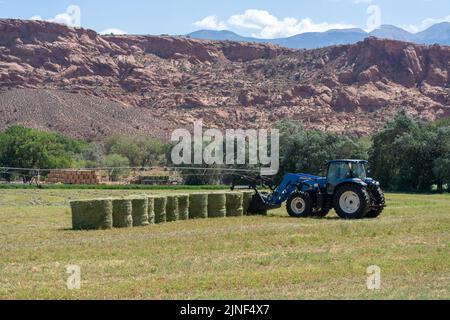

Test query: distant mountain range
[187,22,450,49]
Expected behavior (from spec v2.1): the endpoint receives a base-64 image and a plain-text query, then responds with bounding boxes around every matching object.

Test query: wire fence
[0,166,261,186]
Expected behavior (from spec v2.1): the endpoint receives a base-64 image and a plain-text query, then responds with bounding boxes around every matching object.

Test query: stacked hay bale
[226,192,244,217]
[47,170,101,185]
[166,195,179,222]
[189,193,208,219]
[242,190,255,215]
[208,193,227,218]
[112,198,133,228]
[70,189,270,231]
[154,196,167,224]
[147,196,155,225]
[177,194,189,221]
[128,196,149,227]
[70,198,113,230]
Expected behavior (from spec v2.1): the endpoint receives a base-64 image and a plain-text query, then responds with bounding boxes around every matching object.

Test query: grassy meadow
[0,188,449,299]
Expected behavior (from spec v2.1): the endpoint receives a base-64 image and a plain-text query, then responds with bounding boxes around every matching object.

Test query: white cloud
[354,0,373,4]
[100,28,128,35]
[402,14,450,33]
[194,15,226,30]
[193,10,354,38]
[30,5,81,27]
[228,10,278,30]
[227,9,354,38]
[50,12,77,26]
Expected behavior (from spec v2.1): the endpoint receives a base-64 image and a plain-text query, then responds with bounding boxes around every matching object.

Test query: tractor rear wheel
[287,192,313,218]
[334,184,370,219]
[366,186,385,218]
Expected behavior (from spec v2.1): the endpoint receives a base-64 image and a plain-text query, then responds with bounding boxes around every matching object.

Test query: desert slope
[0,89,173,140]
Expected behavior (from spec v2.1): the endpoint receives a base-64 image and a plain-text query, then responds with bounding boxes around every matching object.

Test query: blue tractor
[233,160,385,219]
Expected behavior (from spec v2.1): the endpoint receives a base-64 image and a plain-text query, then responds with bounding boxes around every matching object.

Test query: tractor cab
[325,160,368,194]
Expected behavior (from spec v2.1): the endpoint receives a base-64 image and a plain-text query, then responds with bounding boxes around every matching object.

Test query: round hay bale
[177,194,189,221]
[112,198,133,228]
[226,192,244,217]
[154,196,167,224]
[166,195,179,222]
[147,196,155,224]
[242,191,255,215]
[127,196,149,227]
[70,198,113,230]
[189,193,208,219]
[208,193,226,218]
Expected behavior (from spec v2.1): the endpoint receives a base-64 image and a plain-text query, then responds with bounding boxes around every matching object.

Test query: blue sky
[0,0,448,37]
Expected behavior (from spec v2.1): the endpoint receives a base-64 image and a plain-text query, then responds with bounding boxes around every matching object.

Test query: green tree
[276,120,369,178]
[369,112,420,190]
[101,154,130,182]
[75,143,103,168]
[370,112,450,192]
[433,157,450,193]
[0,126,87,181]
[430,127,450,192]
[105,135,168,168]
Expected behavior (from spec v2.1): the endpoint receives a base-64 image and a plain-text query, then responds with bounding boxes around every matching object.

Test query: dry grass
[0,189,449,300]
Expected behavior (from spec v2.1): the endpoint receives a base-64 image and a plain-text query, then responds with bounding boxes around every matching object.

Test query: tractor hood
[288,173,327,188]
[291,173,322,180]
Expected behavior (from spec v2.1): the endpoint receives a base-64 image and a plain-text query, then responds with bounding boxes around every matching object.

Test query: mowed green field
[0,189,449,300]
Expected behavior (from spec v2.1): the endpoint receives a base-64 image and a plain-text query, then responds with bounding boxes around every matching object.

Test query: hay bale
[208,193,226,218]
[166,195,179,222]
[70,198,113,230]
[127,196,149,227]
[112,198,133,228]
[147,196,155,224]
[242,191,255,215]
[177,194,189,221]
[154,196,167,224]
[189,193,208,219]
[226,192,244,217]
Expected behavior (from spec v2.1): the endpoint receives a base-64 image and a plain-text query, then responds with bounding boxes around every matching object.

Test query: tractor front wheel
[287,192,313,218]
[334,185,370,219]
[366,186,385,218]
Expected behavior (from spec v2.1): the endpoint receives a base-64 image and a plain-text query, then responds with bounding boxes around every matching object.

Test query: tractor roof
[327,159,368,164]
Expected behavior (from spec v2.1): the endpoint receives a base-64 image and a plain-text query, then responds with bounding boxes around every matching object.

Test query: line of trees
[369,112,450,192]
[0,111,449,192]
[276,112,450,192]
[0,126,89,181]
[0,127,168,182]
[276,120,369,177]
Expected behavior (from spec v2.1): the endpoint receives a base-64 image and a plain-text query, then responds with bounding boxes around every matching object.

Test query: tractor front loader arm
[231,174,276,192]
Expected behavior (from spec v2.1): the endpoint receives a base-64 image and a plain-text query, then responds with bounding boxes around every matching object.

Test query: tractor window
[352,163,367,180]
[327,162,352,187]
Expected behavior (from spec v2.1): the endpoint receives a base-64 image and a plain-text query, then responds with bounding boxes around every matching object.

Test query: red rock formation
[0,19,449,140]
